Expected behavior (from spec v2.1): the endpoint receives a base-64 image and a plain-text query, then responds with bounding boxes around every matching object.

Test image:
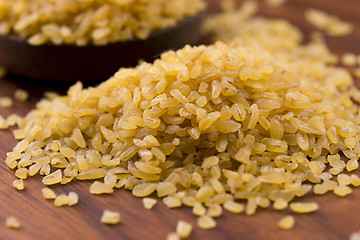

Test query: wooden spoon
[0,12,204,82]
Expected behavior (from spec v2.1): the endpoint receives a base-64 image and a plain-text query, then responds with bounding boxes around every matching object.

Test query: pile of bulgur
[5,36,360,230]
[3,0,360,237]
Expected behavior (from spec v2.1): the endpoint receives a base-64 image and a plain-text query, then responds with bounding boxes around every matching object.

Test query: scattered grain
[0,97,13,108]
[290,202,319,213]
[68,192,79,206]
[54,194,69,207]
[278,215,295,230]
[176,220,193,238]
[350,231,360,240]
[12,179,24,190]
[42,187,56,200]
[14,89,29,102]
[167,233,180,240]
[143,198,157,210]
[101,210,121,225]
[197,215,216,229]
[305,9,353,37]
[5,217,21,229]
[342,53,357,67]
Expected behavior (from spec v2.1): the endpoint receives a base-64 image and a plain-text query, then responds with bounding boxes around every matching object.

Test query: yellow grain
[143,198,157,210]
[42,187,56,199]
[6,217,21,229]
[42,169,62,185]
[1,0,205,46]
[197,215,216,229]
[290,202,319,213]
[68,192,79,206]
[101,210,121,225]
[12,179,24,190]
[54,194,69,207]
[14,89,29,102]
[176,220,193,238]
[278,215,295,230]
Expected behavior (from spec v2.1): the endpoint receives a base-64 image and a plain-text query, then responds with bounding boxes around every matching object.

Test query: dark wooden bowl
[0,12,204,82]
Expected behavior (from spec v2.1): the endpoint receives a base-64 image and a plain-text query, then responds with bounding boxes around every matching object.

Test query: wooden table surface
[1,0,360,239]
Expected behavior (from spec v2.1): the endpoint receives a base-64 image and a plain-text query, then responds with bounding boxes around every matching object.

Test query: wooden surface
[1,0,360,239]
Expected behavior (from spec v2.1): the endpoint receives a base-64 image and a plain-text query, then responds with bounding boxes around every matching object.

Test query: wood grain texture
[1,0,360,239]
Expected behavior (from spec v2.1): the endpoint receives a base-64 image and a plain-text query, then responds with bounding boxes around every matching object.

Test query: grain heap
[3,1,360,233]
[5,36,360,228]
[0,0,205,46]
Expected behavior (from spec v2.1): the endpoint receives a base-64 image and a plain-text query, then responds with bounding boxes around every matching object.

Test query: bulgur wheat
[3,2,360,232]
[0,0,205,46]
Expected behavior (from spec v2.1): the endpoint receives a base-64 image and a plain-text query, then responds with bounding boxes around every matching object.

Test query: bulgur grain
[164,196,182,208]
[4,7,360,232]
[193,202,206,216]
[42,187,56,200]
[350,231,360,240]
[197,215,216,229]
[176,220,193,239]
[278,215,295,230]
[207,204,223,217]
[54,194,69,207]
[12,179,24,190]
[342,53,358,67]
[5,217,21,229]
[143,198,157,210]
[223,201,244,213]
[167,233,180,240]
[68,192,79,206]
[42,169,62,185]
[305,8,353,37]
[290,202,319,213]
[101,210,121,225]
[14,89,29,102]
[0,97,13,108]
